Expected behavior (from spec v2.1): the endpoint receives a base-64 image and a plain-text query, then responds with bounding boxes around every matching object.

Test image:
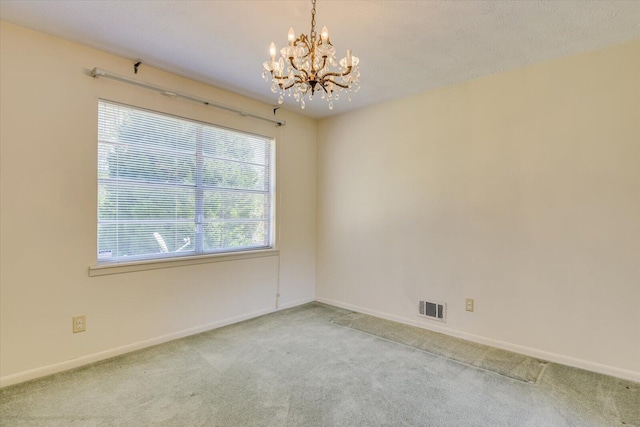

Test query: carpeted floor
[1,302,638,426]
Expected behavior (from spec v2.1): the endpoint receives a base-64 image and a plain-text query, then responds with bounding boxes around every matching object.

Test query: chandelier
[262,0,360,110]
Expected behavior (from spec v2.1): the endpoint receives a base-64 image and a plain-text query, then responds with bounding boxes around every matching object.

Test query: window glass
[97,101,274,263]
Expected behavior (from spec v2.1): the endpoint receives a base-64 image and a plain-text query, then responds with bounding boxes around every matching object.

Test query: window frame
[94,100,277,270]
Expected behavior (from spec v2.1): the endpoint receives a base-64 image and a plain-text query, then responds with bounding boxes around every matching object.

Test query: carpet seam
[329,316,537,385]
[534,361,550,385]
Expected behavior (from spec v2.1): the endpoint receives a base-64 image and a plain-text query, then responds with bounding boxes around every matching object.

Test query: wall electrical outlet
[465,298,475,312]
[72,315,86,333]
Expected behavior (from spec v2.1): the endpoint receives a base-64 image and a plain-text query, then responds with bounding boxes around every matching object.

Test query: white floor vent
[418,300,446,322]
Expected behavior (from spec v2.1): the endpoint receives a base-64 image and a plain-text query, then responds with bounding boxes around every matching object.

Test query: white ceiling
[1,1,639,119]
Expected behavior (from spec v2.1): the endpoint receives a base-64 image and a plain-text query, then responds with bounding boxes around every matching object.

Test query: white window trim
[89,248,279,277]
[94,100,278,270]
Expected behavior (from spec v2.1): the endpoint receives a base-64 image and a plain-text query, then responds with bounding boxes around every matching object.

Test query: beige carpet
[1,302,638,426]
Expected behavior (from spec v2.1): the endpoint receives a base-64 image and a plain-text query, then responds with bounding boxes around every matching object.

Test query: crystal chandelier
[262,0,360,110]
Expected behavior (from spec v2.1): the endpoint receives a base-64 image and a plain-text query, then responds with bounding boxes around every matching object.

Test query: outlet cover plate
[465,298,474,312]
[72,315,86,333]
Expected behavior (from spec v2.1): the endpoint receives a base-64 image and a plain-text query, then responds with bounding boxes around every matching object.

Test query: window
[97,100,274,264]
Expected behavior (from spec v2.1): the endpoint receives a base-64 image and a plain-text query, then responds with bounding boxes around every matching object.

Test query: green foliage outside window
[98,101,272,262]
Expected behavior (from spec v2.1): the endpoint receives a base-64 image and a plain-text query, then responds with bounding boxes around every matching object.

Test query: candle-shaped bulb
[269,42,276,61]
[321,26,329,43]
[346,49,352,67]
[288,27,295,45]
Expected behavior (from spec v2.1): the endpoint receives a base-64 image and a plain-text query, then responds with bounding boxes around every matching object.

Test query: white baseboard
[4,297,637,387]
[1,302,312,388]
[277,296,315,310]
[315,296,640,383]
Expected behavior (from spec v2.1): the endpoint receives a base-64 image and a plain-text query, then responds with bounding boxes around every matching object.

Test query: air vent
[418,299,446,322]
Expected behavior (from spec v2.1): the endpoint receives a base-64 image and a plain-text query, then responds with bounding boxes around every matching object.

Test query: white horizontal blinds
[97,101,273,263]
[200,126,272,251]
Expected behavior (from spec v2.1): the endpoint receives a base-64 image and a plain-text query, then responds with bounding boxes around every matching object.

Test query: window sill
[88,249,279,277]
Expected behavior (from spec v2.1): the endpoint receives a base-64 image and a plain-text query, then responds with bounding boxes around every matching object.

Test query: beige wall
[2,19,638,386]
[0,22,316,385]
[317,41,640,380]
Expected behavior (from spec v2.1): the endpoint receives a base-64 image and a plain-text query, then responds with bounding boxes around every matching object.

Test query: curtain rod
[89,68,286,127]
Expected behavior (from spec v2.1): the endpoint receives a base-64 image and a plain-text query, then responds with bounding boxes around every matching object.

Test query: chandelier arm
[320,56,328,71]
[274,72,305,89]
[325,80,350,89]
[294,37,313,60]
[298,51,312,61]
[287,73,309,91]
[273,76,291,90]
[297,67,310,81]
[273,68,307,82]
[319,66,353,81]
[288,57,302,73]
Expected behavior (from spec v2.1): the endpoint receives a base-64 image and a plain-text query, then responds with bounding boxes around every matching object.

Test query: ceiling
[1,1,639,119]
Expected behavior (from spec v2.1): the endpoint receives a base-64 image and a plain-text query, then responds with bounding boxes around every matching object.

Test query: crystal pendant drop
[278,95,284,104]
[301,99,306,109]
[329,101,333,110]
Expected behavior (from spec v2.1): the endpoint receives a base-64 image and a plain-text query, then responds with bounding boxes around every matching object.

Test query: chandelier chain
[310,0,317,41]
